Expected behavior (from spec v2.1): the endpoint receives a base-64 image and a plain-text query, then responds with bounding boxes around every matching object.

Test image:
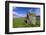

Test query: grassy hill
[13,16,40,28]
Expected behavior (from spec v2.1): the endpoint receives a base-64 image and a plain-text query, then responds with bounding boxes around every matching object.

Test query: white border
[9,3,43,32]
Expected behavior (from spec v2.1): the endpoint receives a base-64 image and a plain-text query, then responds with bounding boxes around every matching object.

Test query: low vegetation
[13,16,40,28]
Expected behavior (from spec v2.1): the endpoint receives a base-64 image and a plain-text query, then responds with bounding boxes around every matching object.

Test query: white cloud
[13,11,26,18]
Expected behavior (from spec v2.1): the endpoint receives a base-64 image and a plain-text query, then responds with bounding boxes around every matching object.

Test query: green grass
[13,17,40,28]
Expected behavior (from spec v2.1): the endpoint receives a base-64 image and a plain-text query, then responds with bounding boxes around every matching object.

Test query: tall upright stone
[27,10,36,25]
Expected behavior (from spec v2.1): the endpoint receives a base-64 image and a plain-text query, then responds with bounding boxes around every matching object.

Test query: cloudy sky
[13,7,40,17]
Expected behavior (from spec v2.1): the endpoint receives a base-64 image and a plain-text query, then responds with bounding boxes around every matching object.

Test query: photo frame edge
[5,1,45,34]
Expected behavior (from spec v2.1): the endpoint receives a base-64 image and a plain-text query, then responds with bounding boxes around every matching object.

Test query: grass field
[13,17,40,28]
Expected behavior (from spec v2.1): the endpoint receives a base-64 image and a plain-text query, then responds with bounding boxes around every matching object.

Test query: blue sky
[13,7,40,17]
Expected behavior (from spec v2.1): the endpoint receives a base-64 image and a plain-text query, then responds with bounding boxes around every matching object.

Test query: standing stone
[27,10,36,25]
